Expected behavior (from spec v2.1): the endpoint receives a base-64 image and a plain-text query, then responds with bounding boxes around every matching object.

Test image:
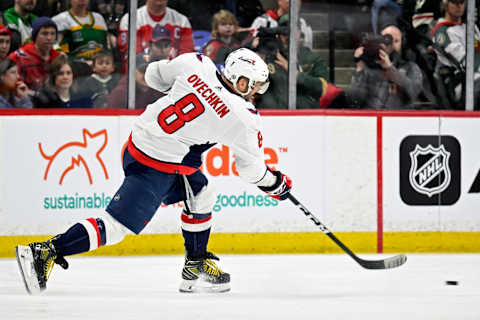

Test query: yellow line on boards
[1,232,479,258]
[383,232,480,253]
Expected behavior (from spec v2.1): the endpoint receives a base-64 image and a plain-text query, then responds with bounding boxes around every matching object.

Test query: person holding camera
[252,14,345,109]
[349,24,423,109]
[250,0,313,49]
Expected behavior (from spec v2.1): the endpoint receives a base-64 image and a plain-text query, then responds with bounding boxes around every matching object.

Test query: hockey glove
[258,169,292,201]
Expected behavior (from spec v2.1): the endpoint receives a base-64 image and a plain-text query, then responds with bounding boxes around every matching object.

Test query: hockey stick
[288,194,407,270]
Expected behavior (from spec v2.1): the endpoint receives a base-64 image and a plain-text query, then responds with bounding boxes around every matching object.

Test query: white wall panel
[0,115,378,235]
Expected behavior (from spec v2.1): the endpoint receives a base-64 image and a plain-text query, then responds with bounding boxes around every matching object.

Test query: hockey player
[15,48,292,294]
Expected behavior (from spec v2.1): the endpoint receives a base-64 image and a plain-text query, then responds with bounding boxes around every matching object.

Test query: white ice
[1,254,479,320]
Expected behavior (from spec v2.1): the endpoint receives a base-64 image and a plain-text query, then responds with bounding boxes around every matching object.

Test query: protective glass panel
[317,0,440,110]
[430,0,470,110]
[1,0,477,110]
[282,0,473,111]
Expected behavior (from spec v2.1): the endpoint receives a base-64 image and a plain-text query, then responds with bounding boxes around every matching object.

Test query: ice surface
[0,254,479,319]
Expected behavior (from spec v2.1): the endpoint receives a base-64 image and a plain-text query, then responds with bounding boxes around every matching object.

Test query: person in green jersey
[4,0,38,51]
[52,0,109,62]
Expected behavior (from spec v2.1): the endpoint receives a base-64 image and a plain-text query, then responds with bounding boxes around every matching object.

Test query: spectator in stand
[33,54,93,108]
[0,58,32,108]
[431,0,480,109]
[137,24,172,62]
[349,24,423,109]
[107,54,164,109]
[203,10,242,66]
[4,0,38,52]
[118,0,194,72]
[402,0,440,36]
[111,25,171,110]
[431,0,464,42]
[250,0,313,49]
[52,0,109,62]
[79,50,120,108]
[399,0,441,107]
[0,26,12,61]
[254,14,344,109]
[8,17,61,92]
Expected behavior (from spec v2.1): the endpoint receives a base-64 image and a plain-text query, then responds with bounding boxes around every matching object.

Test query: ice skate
[15,240,68,295]
[179,252,230,293]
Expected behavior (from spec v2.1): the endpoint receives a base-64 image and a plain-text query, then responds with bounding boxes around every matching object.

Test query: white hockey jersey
[128,53,268,184]
[118,6,194,58]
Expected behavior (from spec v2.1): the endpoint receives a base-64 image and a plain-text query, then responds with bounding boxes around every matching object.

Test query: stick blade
[358,254,407,270]
[383,254,407,269]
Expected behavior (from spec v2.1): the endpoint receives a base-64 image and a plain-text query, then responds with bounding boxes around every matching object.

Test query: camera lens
[383,34,393,45]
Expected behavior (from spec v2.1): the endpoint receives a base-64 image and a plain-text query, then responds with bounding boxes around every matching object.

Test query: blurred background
[0,0,479,111]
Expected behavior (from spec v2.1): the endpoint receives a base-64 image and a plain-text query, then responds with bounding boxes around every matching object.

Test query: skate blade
[179,279,230,293]
[15,246,42,295]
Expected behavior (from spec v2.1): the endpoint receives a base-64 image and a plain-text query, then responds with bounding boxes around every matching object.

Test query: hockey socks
[52,218,107,257]
[182,227,211,259]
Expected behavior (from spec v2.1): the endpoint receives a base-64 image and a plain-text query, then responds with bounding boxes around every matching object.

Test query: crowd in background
[0,0,478,110]
[352,0,478,110]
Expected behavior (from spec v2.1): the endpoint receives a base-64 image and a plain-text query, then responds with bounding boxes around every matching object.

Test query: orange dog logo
[39,129,110,185]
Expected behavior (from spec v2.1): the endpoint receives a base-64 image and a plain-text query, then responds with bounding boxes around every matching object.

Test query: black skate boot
[15,239,68,295]
[179,252,230,293]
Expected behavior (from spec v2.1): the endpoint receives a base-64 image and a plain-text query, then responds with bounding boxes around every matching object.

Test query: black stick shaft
[287,193,407,270]
[288,194,361,262]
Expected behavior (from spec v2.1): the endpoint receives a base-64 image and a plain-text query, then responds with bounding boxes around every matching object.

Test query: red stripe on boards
[376,116,383,254]
[0,108,479,118]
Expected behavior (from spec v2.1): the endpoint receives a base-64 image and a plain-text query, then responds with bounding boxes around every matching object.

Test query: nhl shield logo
[409,145,451,197]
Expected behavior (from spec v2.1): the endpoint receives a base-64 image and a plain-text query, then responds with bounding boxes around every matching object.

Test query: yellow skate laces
[202,259,223,276]
[40,247,56,281]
